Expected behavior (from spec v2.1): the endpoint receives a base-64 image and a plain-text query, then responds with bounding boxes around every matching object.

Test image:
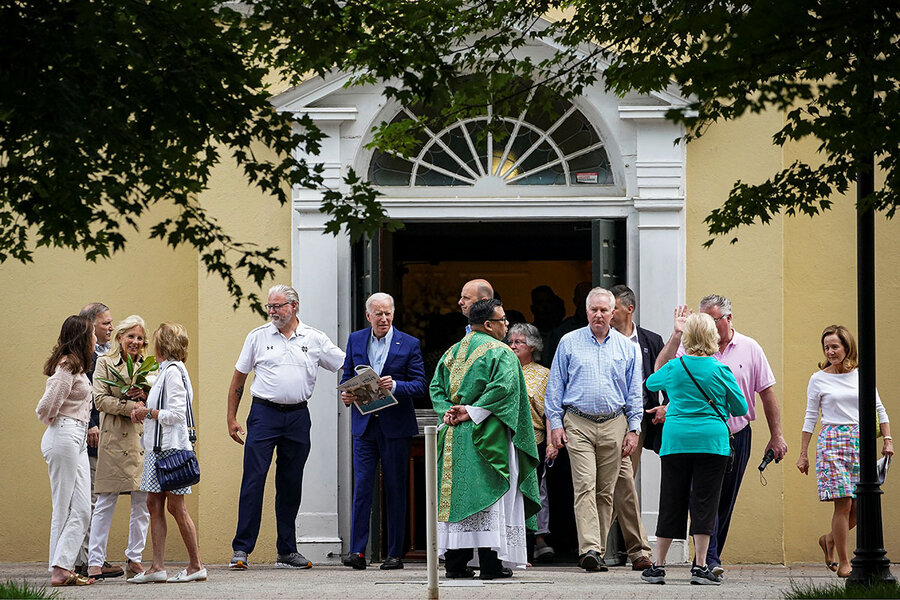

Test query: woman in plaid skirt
[796,325,893,578]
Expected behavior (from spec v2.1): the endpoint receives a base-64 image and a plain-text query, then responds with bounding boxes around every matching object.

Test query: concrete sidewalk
[2,562,865,599]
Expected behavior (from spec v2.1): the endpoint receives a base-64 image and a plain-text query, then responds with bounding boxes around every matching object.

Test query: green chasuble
[431,331,540,526]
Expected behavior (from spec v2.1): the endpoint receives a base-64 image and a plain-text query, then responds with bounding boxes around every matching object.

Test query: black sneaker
[276,552,312,569]
[343,553,366,570]
[641,563,666,584]
[690,565,722,585]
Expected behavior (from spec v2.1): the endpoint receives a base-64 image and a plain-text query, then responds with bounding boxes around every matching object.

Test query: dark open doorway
[352,218,627,564]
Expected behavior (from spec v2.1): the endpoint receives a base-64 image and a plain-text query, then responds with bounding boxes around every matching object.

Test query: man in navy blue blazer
[340,292,426,570]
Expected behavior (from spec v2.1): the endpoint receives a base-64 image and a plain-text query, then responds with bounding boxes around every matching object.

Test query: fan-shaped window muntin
[368,93,612,187]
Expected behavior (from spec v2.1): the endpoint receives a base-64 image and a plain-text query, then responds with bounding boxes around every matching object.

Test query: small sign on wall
[575,172,599,184]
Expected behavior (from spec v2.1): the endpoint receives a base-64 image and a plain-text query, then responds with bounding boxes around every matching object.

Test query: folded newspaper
[337,365,398,415]
[877,455,891,485]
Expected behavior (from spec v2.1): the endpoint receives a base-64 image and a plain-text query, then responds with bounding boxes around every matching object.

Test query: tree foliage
[3,0,897,311]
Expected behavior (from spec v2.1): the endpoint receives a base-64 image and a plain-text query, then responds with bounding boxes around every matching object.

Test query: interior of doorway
[387,220,594,388]
[357,218,628,565]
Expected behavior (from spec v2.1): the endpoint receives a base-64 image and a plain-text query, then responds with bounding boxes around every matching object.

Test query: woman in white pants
[36,315,97,587]
[88,315,152,579]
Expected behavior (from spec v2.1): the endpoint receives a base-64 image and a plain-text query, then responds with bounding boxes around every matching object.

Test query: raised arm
[654,305,691,372]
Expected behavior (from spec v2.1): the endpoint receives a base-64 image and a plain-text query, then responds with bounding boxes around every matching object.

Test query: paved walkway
[2,562,867,599]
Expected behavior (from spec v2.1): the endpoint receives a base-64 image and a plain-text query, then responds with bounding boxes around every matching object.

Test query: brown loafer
[631,556,652,571]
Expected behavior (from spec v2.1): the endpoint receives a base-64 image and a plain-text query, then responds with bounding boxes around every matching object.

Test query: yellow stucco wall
[193,150,292,563]
[686,113,899,565]
[685,111,787,563]
[0,206,199,562]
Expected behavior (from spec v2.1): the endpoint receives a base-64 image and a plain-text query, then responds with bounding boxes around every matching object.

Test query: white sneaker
[127,570,167,584]
[168,568,208,583]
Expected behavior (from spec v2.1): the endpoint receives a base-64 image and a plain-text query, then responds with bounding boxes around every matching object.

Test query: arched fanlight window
[368,88,612,187]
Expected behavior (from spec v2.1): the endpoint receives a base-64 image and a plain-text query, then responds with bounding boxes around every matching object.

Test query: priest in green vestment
[431,298,540,579]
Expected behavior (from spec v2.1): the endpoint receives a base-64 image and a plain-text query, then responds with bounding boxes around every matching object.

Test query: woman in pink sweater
[36,315,97,587]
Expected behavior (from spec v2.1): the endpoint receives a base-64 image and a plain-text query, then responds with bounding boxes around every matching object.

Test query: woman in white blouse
[128,322,206,583]
[36,315,97,587]
[796,325,892,578]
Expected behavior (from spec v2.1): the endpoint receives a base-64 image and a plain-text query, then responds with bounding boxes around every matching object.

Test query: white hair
[508,322,543,361]
[585,287,615,311]
[268,284,299,306]
[365,292,395,313]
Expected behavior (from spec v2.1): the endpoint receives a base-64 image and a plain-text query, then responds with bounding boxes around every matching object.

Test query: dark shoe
[74,565,89,578]
[445,567,476,579]
[641,563,666,584]
[480,566,513,580]
[690,565,722,585]
[631,556,652,571]
[344,553,366,570]
[89,561,125,579]
[275,552,312,569]
[578,549,607,572]
[380,556,403,570]
[534,539,555,562]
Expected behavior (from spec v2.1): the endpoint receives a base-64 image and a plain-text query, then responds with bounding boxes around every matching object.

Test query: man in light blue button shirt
[545,287,643,572]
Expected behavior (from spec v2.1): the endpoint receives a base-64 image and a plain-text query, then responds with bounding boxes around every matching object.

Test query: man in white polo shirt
[226,284,345,571]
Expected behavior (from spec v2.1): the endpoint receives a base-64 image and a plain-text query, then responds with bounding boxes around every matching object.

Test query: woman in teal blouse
[639,313,748,586]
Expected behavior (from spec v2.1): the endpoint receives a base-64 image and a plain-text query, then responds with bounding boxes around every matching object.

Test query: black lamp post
[848,152,894,586]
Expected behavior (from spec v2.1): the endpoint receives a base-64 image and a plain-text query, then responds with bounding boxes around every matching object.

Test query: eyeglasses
[508,339,529,345]
[713,314,730,323]
[265,302,292,311]
[486,317,509,324]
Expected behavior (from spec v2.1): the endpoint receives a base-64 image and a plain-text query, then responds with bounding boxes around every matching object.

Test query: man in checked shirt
[545,286,643,573]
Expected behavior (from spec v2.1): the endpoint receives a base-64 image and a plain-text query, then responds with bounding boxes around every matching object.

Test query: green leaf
[104,365,128,385]
[126,354,135,379]
[136,356,159,375]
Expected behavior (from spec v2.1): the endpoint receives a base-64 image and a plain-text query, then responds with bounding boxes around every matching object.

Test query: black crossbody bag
[680,357,735,472]
[153,364,200,491]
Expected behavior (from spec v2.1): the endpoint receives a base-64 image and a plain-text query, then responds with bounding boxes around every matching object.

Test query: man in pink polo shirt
[651,295,787,576]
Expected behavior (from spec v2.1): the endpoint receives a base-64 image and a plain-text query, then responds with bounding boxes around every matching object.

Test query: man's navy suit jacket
[341,327,426,439]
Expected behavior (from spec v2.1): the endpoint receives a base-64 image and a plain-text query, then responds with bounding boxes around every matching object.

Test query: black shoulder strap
[152,364,196,453]
[679,356,729,426]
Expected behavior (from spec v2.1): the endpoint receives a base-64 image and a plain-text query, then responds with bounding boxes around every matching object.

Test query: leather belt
[566,406,623,424]
[252,396,308,412]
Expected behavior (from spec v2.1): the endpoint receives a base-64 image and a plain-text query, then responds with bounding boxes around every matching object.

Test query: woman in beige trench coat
[87,315,151,579]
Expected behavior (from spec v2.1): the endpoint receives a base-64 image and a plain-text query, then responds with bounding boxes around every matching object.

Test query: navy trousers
[350,418,411,557]
[706,425,752,567]
[232,403,312,556]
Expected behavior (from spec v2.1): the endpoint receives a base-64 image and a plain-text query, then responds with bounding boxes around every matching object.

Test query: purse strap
[152,363,196,453]
[679,357,731,432]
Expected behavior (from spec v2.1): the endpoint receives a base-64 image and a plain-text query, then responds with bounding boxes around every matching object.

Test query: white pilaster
[622,108,688,562]
[290,118,355,563]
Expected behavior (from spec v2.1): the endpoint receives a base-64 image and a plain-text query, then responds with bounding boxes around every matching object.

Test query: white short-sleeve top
[236,321,345,404]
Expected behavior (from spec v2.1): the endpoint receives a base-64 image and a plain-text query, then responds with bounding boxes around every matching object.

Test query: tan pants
[564,411,626,556]
[611,454,651,560]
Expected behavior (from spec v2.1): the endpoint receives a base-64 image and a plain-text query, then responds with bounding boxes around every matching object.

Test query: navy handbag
[152,365,200,491]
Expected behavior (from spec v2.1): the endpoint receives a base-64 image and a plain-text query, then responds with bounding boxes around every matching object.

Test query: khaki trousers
[611,454,651,560]
[564,411,625,556]
[609,428,651,561]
